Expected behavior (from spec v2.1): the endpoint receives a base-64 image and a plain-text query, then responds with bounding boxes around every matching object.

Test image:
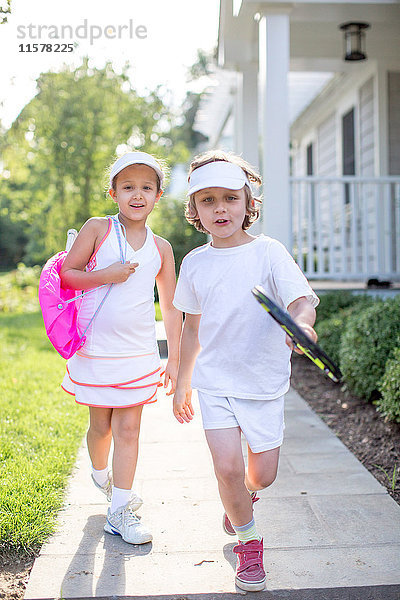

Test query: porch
[290,176,400,281]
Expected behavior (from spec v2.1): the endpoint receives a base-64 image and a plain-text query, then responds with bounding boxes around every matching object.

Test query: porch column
[241,62,259,169]
[258,12,291,249]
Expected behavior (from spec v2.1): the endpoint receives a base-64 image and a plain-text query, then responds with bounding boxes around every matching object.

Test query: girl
[173,150,319,591]
[60,151,182,545]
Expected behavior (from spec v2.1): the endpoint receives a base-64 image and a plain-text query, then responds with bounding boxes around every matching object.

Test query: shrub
[0,263,41,313]
[316,297,375,366]
[376,345,400,423]
[316,290,364,322]
[340,296,400,400]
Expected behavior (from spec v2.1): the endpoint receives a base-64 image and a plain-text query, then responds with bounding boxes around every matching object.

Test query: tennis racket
[252,285,342,383]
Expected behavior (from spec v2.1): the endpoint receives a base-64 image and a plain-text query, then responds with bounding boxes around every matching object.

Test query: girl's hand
[173,386,194,424]
[103,261,139,284]
[164,358,178,396]
[286,323,318,354]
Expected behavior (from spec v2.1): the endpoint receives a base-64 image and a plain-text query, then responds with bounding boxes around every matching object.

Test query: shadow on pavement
[60,514,152,598]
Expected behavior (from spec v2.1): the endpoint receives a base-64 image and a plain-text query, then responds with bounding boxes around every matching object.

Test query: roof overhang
[218,0,400,71]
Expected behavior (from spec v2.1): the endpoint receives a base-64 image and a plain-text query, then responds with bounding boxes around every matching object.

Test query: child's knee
[113,421,141,444]
[89,420,112,438]
[248,470,277,490]
[214,462,244,487]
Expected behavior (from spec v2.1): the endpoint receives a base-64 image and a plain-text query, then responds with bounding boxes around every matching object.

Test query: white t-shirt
[173,235,319,400]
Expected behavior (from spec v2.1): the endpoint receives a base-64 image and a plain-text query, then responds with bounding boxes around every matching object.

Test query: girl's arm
[173,313,201,424]
[60,218,138,290]
[155,237,183,394]
[287,296,317,354]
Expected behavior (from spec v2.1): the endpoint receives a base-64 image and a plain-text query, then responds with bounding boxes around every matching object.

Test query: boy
[173,151,319,591]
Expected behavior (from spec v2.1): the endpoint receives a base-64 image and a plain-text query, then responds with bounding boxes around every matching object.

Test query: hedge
[315,296,374,366]
[339,296,400,400]
[376,345,400,423]
[316,290,366,322]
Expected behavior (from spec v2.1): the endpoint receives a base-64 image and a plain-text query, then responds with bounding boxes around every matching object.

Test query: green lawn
[0,312,88,556]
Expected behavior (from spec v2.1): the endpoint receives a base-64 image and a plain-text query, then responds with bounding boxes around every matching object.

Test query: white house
[200,0,400,282]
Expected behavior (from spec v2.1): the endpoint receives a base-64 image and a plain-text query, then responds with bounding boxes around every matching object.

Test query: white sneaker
[128,491,143,512]
[91,471,113,501]
[104,500,152,544]
[91,472,143,511]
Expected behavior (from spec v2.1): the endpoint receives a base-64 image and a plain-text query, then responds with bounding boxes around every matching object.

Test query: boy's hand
[173,386,194,424]
[164,358,178,396]
[103,261,139,284]
[285,322,318,354]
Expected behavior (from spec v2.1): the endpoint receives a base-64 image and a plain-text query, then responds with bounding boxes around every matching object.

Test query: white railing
[290,176,400,281]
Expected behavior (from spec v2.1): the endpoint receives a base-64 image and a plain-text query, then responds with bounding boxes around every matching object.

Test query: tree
[172,48,216,151]
[0,0,11,25]
[148,196,206,274]
[1,59,188,265]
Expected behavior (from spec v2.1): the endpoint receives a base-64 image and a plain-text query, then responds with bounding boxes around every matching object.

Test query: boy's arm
[155,238,183,394]
[60,218,138,289]
[173,313,201,424]
[287,296,317,354]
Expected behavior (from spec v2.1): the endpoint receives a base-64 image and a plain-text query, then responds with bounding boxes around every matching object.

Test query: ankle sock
[111,486,131,513]
[233,517,261,543]
[92,466,109,487]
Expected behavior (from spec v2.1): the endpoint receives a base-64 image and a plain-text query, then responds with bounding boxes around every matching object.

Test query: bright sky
[0,0,220,129]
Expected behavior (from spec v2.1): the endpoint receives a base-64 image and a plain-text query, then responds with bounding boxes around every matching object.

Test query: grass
[0,312,88,556]
[154,301,162,321]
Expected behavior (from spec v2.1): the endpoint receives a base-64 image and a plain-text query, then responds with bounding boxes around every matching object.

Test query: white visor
[109,152,164,188]
[187,161,250,195]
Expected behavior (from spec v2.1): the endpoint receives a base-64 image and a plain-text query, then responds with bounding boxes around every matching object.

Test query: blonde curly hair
[185,150,262,234]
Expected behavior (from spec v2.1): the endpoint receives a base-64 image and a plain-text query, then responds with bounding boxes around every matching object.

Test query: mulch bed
[290,353,400,505]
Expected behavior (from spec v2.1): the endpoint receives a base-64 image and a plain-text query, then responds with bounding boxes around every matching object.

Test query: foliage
[315,296,374,366]
[171,48,216,151]
[1,59,189,267]
[340,296,400,401]
[316,291,367,323]
[0,0,11,24]
[148,196,206,272]
[0,312,87,555]
[0,264,40,313]
[376,345,400,423]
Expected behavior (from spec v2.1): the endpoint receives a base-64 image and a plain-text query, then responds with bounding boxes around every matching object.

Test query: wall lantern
[339,22,370,61]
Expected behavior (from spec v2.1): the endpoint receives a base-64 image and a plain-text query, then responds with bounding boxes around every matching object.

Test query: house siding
[388,71,400,176]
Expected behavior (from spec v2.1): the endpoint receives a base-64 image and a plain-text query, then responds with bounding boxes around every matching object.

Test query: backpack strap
[111,215,127,263]
[80,216,126,339]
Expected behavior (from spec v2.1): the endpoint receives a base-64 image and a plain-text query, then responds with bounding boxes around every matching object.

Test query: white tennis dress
[61,217,163,408]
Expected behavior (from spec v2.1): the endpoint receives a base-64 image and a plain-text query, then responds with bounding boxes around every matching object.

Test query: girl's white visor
[187,162,250,195]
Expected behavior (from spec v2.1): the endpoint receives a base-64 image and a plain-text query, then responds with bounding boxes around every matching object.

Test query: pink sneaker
[233,538,266,591]
[223,493,259,535]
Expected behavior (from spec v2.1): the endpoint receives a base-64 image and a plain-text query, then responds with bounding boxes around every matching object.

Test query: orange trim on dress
[61,384,75,396]
[86,217,112,272]
[74,388,158,408]
[112,380,162,389]
[75,351,155,360]
[66,364,162,388]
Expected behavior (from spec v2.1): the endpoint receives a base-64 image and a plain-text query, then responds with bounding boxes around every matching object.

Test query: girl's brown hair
[185,150,262,234]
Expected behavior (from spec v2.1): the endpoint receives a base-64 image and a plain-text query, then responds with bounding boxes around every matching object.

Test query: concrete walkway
[25,372,400,599]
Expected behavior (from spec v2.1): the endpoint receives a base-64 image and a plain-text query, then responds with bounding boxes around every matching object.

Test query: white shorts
[197,392,285,453]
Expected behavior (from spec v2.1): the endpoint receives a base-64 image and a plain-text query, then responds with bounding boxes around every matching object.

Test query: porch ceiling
[219,0,400,70]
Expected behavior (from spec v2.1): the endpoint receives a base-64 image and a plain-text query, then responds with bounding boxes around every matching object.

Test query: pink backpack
[38,216,125,359]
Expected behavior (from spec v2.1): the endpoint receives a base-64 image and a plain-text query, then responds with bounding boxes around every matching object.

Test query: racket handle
[66,229,78,252]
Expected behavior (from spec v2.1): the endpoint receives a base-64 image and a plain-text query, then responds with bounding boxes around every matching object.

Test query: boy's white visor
[187,162,250,195]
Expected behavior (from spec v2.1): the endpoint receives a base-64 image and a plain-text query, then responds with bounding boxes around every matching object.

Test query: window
[342,108,355,204]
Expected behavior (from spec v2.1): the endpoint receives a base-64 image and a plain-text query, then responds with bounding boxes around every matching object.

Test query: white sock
[92,466,109,487]
[111,486,131,513]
